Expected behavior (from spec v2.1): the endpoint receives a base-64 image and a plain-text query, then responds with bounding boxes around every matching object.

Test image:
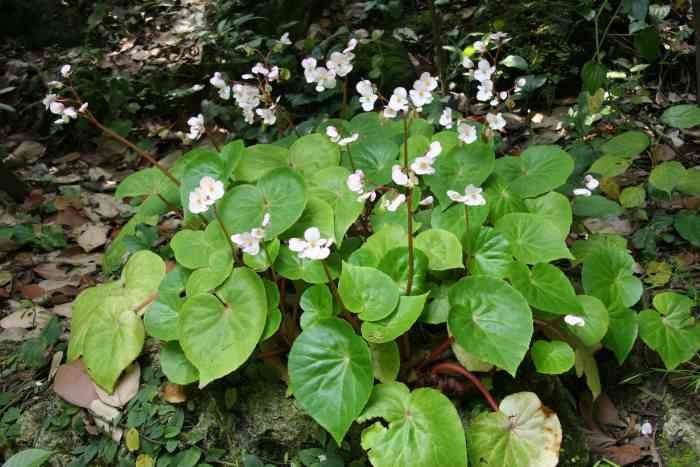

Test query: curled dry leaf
[53,358,100,409]
[48,350,64,382]
[161,382,187,403]
[94,362,140,408]
[0,307,51,329]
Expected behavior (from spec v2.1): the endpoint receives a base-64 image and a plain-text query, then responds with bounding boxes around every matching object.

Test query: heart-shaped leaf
[338,262,400,321]
[347,136,400,185]
[414,229,463,271]
[582,247,642,307]
[378,247,429,294]
[427,141,495,207]
[505,145,574,199]
[508,262,582,315]
[160,341,199,385]
[448,276,533,376]
[530,340,575,374]
[524,192,572,238]
[565,295,609,347]
[358,382,467,467]
[361,294,428,344]
[467,227,512,279]
[603,306,638,364]
[299,284,336,330]
[600,131,650,158]
[495,213,572,264]
[178,267,267,387]
[289,133,340,175]
[234,144,289,182]
[288,318,373,445]
[468,392,562,467]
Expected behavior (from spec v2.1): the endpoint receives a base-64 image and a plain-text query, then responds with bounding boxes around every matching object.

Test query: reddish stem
[431,361,499,412]
[416,335,455,370]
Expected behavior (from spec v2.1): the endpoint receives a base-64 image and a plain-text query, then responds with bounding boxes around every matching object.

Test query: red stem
[416,335,454,370]
[431,361,499,412]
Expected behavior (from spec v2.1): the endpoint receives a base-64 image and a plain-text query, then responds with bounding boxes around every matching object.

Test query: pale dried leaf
[75,223,110,252]
[53,359,100,408]
[95,363,141,408]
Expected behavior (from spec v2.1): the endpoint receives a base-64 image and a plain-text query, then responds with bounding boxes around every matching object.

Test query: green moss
[658,438,700,467]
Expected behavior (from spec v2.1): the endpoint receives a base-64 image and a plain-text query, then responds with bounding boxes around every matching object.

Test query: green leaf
[675,212,700,247]
[289,134,340,175]
[309,167,364,244]
[427,141,495,207]
[649,161,686,193]
[639,292,700,369]
[275,246,340,284]
[338,262,400,321]
[170,222,233,296]
[581,61,607,94]
[661,104,700,129]
[220,140,245,181]
[571,233,627,264]
[144,291,182,341]
[501,55,529,70]
[220,167,307,239]
[531,340,575,374]
[115,168,179,204]
[362,294,428,344]
[485,177,527,222]
[634,27,661,61]
[619,185,646,208]
[299,284,335,330]
[178,148,224,217]
[288,318,374,445]
[348,136,399,185]
[178,268,267,387]
[677,169,700,195]
[370,342,400,383]
[524,192,572,239]
[414,229,463,271]
[506,145,574,199]
[160,341,199,385]
[467,227,512,279]
[284,196,335,241]
[468,392,562,467]
[603,306,638,364]
[589,154,632,178]
[508,262,582,315]
[575,347,602,399]
[361,224,407,261]
[378,247,429,294]
[449,276,533,376]
[566,295,609,347]
[243,239,279,272]
[3,449,52,467]
[431,201,489,242]
[234,144,289,182]
[358,383,467,467]
[261,280,282,341]
[495,213,572,264]
[600,131,650,158]
[420,283,452,325]
[582,247,642,307]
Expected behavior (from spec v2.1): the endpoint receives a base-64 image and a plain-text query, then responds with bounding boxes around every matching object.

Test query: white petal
[304,227,321,242]
[573,188,592,197]
[288,238,307,252]
[564,315,586,327]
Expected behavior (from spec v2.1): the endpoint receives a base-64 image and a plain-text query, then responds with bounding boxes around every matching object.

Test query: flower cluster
[303,38,358,93]
[326,126,359,146]
[356,80,378,112]
[346,169,376,202]
[289,227,333,260]
[573,175,600,197]
[188,176,224,214]
[42,65,89,125]
[187,114,205,141]
[231,213,271,256]
[447,184,486,206]
[383,72,438,118]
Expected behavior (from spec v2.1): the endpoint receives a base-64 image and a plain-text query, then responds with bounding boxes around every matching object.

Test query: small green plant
[41,27,700,467]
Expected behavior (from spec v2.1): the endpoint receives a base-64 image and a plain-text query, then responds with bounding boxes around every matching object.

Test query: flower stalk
[403,116,415,296]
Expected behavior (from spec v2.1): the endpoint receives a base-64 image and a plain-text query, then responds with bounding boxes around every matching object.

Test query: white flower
[499,91,508,100]
[515,77,527,91]
[474,59,495,82]
[243,108,255,125]
[344,38,358,54]
[584,9,596,21]
[356,80,378,111]
[476,79,494,102]
[78,102,89,113]
[409,88,433,109]
[358,191,377,202]
[391,164,417,187]
[191,84,205,92]
[489,32,510,43]
[288,227,333,260]
[419,195,434,206]
[232,84,261,113]
[314,67,337,92]
[47,80,63,89]
[60,64,72,78]
[447,185,486,206]
[327,51,354,77]
[338,133,359,146]
[411,156,435,175]
[187,114,205,141]
[383,194,406,212]
[573,188,592,197]
[218,85,231,100]
[486,112,507,131]
[326,126,341,142]
[199,176,225,204]
[461,56,474,69]
[457,122,477,144]
[414,72,438,92]
[256,106,277,125]
[473,41,487,53]
[359,93,378,112]
[564,315,586,327]
[62,107,77,119]
[346,169,365,193]
[640,422,653,436]
[262,213,271,227]
[425,141,442,161]
[439,108,453,129]
[252,62,270,76]
[210,72,231,100]
[188,190,209,214]
[231,232,261,256]
[584,174,600,190]
[251,227,266,239]
[384,87,409,118]
[302,57,317,70]
[268,66,280,82]
[43,94,58,110]
[280,32,292,45]
[241,73,254,80]
[54,106,77,125]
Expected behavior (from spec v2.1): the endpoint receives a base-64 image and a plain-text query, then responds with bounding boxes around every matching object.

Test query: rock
[661,393,700,462]
[9,141,46,166]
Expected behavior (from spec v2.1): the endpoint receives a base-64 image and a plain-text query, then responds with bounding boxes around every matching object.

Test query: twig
[432,361,499,412]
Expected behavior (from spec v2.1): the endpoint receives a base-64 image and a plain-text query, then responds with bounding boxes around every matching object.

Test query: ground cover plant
[1,1,700,466]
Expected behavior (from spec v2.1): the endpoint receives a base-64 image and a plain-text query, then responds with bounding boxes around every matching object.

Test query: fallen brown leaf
[161,383,187,403]
[53,359,100,409]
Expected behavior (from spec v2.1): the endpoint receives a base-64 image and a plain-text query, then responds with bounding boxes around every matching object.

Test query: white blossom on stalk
[457,122,477,144]
[419,196,434,206]
[231,232,261,256]
[187,114,205,141]
[288,227,333,260]
[327,51,353,77]
[461,56,474,69]
[55,106,77,125]
[188,190,209,214]
[60,64,72,78]
[358,191,377,202]
[447,185,486,206]
[313,67,337,92]
[489,32,510,43]
[199,176,225,204]
[477,80,494,102]
[473,41,487,53]
[326,126,341,143]
[414,72,439,92]
[78,102,89,113]
[344,38,358,54]
[425,141,442,161]
[210,72,231,100]
[356,79,378,111]
[640,422,653,436]
[392,164,417,187]
[383,194,406,212]
[384,87,409,118]
[573,188,592,197]
[411,156,435,175]
[474,59,495,82]
[43,94,59,110]
[302,57,318,83]
[346,169,365,193]
[486,112,507,131]
[439,108,454,129]
[564,315,586,327]
[256,106,277,125]
[251,62,270,76]
[584,174,600,190]
[279,32,292,45]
